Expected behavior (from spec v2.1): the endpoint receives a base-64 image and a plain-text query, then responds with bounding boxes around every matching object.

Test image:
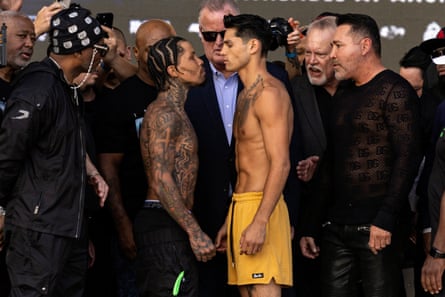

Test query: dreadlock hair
[147,36,186,91]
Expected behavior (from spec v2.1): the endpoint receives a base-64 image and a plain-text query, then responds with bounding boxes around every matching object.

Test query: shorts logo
[252,273,264,279]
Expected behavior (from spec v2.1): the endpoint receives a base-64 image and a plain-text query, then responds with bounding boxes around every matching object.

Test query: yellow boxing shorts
[226,192,293,286]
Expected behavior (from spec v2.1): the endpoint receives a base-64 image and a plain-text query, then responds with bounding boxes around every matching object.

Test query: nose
[330,46,336,59]
[215,33,224,45]
[308,53,317,64]
[24,35,34,48]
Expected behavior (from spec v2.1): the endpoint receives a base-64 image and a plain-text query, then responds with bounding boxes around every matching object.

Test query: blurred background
[21,0,445,71]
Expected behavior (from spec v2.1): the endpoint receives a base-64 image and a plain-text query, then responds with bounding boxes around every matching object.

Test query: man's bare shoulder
[144,101,180,132]
[256,76,291,106]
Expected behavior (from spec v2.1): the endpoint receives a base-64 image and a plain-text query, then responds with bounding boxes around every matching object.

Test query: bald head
[135,19,176,51]
[133,19,176,76]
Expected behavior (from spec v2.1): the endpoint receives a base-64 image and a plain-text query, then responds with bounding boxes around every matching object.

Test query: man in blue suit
[185,1,300,296]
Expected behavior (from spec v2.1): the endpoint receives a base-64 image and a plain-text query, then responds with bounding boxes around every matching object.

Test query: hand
[34,2,63,37]
[421,255,445,295]
[101,26,118,65]
[239,221,266,255]
[116,219,137,260]
[300,236,320,259]
[215,223,228,253]
[286,17,304,53]
[0,0,22,11]
[189,230,216,262]
[296,156,319,182]
[88,173,108,207]
[0,214,4,252]
[88,239,96,268]
[368,225,391,255]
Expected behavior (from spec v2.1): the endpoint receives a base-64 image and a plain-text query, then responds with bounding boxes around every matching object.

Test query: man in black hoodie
[0,5,108,296]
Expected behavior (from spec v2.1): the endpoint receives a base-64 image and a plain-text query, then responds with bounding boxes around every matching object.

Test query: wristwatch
[430,247,445,259]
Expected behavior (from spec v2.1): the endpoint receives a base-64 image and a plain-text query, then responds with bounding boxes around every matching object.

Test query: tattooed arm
[140,108,216,262]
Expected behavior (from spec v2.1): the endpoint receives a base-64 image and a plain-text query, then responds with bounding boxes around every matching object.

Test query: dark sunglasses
[431,47,445,59]
[93,44,109,57]
[201,30,226,42]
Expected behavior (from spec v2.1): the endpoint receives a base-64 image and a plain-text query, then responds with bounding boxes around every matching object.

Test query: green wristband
[173,270,185,296]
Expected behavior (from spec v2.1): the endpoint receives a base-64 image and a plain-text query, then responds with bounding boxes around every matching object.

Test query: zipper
[74,89,85,239]
[33,192,43,215]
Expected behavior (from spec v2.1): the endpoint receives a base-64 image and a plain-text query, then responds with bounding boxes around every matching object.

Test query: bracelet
[0,205,5,216]
[285,51,297,59]
[430,247,445,259]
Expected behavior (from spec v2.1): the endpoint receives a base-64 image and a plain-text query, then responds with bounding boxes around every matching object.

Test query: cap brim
[420,38,445,55]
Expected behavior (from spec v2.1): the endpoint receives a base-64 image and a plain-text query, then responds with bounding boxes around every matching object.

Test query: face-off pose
[216,14,294,297]
[138,36,216,297]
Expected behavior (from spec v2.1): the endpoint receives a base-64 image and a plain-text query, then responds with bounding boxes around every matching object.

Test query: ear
[248,39,260,55]
[133,46,139,61]
[167,65,179,78]
[360,37,372,56]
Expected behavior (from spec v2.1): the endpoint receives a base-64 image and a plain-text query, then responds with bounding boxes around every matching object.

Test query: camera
[269,17,293,51]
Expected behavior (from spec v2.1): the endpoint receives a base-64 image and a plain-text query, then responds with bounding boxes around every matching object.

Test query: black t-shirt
[327,70,421,231]
[95,75,158,219]
[314,85,333,140]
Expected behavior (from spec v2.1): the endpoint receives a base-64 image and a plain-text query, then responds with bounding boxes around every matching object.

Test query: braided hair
[147,36,186,91]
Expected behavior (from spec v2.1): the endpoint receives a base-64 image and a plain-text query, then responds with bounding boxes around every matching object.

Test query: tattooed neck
[242,75,263,96]
[165,79,189,110]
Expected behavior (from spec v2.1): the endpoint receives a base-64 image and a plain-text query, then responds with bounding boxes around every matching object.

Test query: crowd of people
[0,0,444,297]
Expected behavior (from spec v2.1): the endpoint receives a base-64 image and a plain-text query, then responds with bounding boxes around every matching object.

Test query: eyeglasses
[201,30,226,42]
[93,44,109,57]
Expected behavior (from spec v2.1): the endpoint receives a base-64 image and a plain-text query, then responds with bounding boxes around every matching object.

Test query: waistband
[232,192,284,202]
[143,200,163,209]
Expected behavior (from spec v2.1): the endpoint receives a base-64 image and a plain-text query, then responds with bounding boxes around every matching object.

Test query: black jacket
[0,57,87,238]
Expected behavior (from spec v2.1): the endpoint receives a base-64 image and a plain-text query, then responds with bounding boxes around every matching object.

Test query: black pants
[6,226,88,297]
[321,222,401,297]
[133,208,198,297]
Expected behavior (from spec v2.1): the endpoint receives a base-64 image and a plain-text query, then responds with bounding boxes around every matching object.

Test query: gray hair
[307,16,337,36]
[198,0,240,23]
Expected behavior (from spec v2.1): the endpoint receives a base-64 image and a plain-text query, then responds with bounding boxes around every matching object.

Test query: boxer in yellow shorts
[226,192,293,287]
[216,13,295,297]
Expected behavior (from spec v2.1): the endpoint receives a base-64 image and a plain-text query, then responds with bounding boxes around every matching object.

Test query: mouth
[308,66,322,75]
[20,52,32,60]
